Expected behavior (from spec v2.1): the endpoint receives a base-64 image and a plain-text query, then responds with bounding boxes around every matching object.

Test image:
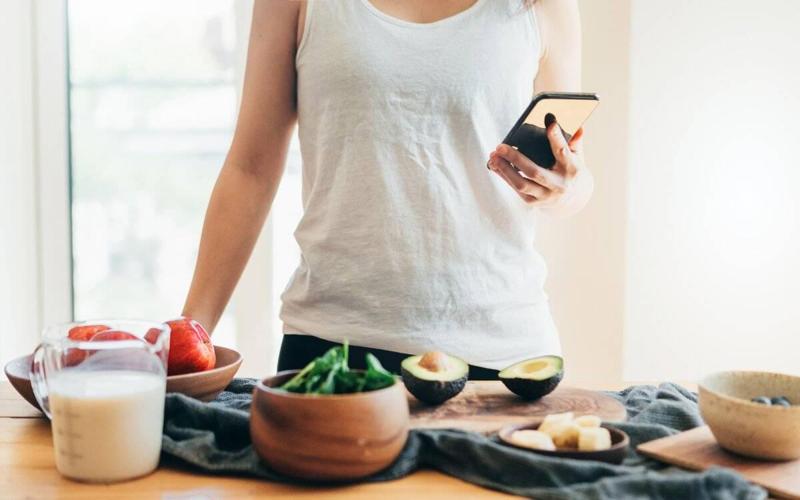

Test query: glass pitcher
[30,319,170,483]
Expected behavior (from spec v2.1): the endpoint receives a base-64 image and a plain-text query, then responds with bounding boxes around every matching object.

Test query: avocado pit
[419,351,449,372]
[401,351,469,405]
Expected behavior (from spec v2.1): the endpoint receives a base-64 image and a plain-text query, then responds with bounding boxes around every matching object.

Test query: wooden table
[0,382,512,499]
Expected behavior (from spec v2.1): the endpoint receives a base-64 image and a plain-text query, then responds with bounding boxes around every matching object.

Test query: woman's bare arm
[182,1,300,333]
[534,0,582,93]
[488,0,593,217]
[533,0,593,217]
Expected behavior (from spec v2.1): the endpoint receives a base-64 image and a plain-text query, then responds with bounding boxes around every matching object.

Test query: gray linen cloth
[161,380,766,499]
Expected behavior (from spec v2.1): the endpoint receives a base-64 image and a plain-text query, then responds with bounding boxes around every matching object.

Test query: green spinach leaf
[279,341,395,394]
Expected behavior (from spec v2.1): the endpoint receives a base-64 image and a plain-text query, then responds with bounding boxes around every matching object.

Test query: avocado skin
[500,371,563,401]
[401,367,467,405]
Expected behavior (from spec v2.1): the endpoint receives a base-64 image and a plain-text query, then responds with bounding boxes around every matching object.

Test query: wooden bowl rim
[497,422,630,458]
[3,345,242,384]
[3,355,40,411]
[257,369,402,400]
[4,354,33,380]
[4,347,243,410]
[699,370,800,413]
[167,345,243,381]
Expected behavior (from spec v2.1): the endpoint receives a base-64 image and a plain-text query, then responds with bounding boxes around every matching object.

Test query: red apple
[66,330,142,366]
[68,324,111,342]
[161,317,215,376]
[90,330,141,342]
[144,327,165,344]
[64,324,111,365]
[63,347,90,367]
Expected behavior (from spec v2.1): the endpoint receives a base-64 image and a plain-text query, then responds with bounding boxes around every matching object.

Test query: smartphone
[502,92,599,169]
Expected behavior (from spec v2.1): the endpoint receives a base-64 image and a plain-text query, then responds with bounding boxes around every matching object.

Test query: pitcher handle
[30,343,53,419]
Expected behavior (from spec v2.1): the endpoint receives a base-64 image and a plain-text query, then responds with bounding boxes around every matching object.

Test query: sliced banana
[574,415,602,428]
[519,412,613,452]
[537,411,575,435]
[546,421,581,448]
[578,427,612,451]
[510,429,556,451]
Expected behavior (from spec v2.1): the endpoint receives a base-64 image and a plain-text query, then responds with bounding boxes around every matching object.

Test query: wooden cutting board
[638,426,800,499]
[408,381,627,434]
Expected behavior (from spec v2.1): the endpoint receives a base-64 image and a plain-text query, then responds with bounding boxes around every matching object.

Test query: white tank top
[280,0,560,369]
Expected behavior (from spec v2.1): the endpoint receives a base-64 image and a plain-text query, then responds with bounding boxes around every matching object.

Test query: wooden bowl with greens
[250,343,410,481]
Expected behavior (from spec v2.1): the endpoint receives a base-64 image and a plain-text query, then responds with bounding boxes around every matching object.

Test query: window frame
[35,1,74,328]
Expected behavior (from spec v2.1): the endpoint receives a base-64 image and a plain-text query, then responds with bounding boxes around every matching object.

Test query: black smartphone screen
[502,92,599,169]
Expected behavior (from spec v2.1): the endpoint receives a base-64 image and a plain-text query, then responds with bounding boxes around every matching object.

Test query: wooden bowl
[3,345,242,410]
[699,370,800,460]
[166,345,242,401]
[498,422,629,464]
[4,354,39,411]
[251,370,410,481]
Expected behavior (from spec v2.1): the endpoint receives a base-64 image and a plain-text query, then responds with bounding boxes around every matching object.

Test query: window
[67,0,301,373]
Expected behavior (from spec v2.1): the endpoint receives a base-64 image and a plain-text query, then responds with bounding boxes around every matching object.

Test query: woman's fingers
[489,155,550,203]
[494,144,539,176]
[494,167,539,204]
[495,145,559,189]
[546,120,572,164]
[545,121,578,179]
[488,124,587,208]
[568,127,584,152]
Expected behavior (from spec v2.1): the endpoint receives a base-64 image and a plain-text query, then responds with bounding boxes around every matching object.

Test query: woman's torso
[280,0,560,369]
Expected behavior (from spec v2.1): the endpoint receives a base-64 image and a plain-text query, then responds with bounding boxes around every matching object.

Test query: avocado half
[401,352,469,404]
[499,355,563,400]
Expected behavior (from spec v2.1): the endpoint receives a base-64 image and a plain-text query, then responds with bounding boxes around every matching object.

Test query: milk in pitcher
[49,370,165,482]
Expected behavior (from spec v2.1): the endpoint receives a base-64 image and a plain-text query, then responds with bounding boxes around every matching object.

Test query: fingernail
[545,113,557,128]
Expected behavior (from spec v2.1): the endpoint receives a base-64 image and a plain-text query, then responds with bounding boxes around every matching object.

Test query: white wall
[544,0,800,387]
[537,0,631,388]
[623,0,800,380]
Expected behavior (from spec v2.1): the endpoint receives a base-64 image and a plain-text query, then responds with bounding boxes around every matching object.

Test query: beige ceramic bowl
[699,370,800,460]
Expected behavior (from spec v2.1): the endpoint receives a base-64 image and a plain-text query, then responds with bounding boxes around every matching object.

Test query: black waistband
[277,334,499,380]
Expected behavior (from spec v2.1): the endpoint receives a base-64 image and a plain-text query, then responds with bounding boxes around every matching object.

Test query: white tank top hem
[280,0,561,371]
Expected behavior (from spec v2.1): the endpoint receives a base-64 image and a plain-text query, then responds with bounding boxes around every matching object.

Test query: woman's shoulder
[532,0,580,29]
[249,0,303,47]
[531,0,580,56]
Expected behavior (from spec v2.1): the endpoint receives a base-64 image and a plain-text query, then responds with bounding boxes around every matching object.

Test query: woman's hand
[487,121,591,213]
